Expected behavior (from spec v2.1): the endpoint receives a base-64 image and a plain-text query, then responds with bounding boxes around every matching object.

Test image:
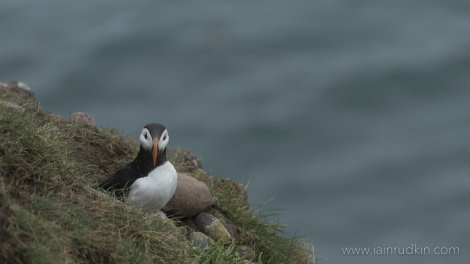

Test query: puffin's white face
[139,128,169,151]
[158,129,169,150]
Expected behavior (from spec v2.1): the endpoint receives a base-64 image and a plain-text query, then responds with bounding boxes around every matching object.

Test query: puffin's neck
[133,148,168,175]
[156,148,168,167]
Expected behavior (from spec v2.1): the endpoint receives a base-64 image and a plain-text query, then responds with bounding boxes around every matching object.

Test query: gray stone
[0,81,37,109]
[47,113,63,122]
[0,101,22,110]
[237,245,256,261]
[188,231,213,248]
[69,112,96,127]
[209,209,238,239]
[153,210,181,234]
[194,212,232,243]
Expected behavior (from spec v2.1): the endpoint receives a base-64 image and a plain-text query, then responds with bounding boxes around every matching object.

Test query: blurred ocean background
[1,1,469,263]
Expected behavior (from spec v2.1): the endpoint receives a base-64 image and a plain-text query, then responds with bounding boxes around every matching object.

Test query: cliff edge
[0,81,315,264]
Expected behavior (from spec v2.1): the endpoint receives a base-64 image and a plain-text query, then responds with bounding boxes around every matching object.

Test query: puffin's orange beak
[152,138,159,166]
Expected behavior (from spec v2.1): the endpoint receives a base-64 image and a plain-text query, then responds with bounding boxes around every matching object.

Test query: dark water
[2,1,470,263]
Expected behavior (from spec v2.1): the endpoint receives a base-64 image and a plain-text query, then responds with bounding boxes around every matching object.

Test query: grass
[189,239,262,264]
[0,105,314,264]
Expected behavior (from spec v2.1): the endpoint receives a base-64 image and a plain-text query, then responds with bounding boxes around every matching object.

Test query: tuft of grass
[189,239,261,264]
[0,107,77,197]
[213,182,312,263]
[0,106,314,264]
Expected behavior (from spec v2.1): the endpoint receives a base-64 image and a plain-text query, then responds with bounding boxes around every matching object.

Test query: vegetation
[0,105,313,264]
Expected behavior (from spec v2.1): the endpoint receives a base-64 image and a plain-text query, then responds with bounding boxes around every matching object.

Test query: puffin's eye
[163,135,167,141]
[144,133,148,140]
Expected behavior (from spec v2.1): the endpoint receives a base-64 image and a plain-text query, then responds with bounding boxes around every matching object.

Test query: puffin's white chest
[126,161,177,212]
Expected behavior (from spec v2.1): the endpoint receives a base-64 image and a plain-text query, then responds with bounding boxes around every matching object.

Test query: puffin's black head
[139,123,169,166]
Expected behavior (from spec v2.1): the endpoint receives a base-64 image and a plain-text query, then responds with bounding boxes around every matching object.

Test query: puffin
[99,123,177,212]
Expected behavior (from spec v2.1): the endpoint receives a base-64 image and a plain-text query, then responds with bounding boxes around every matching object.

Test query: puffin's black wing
[99,165,140,197]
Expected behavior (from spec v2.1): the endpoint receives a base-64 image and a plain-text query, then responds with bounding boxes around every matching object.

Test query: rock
[188,231,213,248]
[237,245,256,261]
[209,209,238,239]
[69,112,96,127]
[0,81,37,109]
[0,101,22,110]
[153,210,181,234]
[163,173,213,217]
[194,212,232,243]
[154,210,170,221]
[47,113,63,122]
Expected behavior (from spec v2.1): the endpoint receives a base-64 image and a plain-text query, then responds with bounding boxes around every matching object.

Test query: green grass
[0,106,314,264]
[189,239,262,264]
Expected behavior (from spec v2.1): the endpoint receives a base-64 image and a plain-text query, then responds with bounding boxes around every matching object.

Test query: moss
[0,106,314,264]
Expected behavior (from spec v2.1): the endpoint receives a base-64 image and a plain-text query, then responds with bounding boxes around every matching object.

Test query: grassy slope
[0,106,313,264]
